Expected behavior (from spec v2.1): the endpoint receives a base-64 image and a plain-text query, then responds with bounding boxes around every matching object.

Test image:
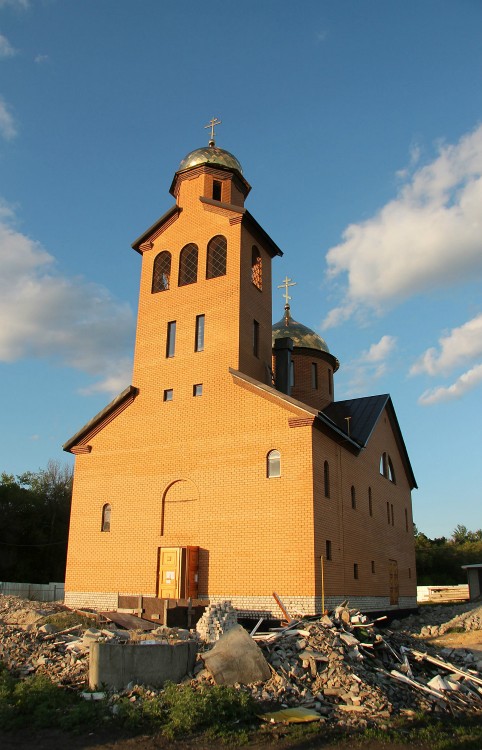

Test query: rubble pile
[391,602,482,638]
[195,600,237,642]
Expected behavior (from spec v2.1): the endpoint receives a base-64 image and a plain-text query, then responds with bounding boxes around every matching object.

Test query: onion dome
[272,307,331,353]
[178,143,243,174]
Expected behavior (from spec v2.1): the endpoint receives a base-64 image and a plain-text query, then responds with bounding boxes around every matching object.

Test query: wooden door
[388,559,399,605]
[158,547,180,599]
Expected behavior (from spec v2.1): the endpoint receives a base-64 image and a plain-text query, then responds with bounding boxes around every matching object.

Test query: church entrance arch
[160,479,199,536]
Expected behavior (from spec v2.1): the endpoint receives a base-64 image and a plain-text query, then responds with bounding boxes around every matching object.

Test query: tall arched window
[101,503,111,532]
[380,452,396,483]
[267,449,281,478]
[251,246,262,290]
[206,235,227,279]
[151,251,171,293]
[324,461,330,498]
[178,243,198,286]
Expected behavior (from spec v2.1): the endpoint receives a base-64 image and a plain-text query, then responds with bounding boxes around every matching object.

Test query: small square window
[163,389,173,402]
[193,384,203,396]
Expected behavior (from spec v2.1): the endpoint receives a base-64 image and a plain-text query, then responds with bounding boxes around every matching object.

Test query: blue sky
[0,0,481,538]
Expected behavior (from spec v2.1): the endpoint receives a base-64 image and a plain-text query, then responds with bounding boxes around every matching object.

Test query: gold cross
[205,117,222,143]
[278,276,296,306]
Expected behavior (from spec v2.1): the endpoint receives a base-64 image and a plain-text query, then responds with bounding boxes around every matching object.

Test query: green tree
[0,461,73,583]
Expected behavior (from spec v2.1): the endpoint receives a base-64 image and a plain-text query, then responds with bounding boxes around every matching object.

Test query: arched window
[178,243,198,286]
[267,449,281,478]
[380,452,396,483]
[351,485,357,509]
[151,251,171,293]
[101,503,111,532]
[206,235,227,279]
[251,246,262,290]
[324,461,330,498]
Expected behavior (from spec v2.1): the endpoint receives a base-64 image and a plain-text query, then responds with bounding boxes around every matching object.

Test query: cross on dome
[205,117,222,146]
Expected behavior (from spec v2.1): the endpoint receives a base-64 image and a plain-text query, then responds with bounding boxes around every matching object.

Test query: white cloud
[0,211,135,395]
[342,335,397,395]
[0,95,16,139]
[411,313,482,376]
[323,125,482,327]
[0,0,30,8]
[418,363,482,405]
[34,54,48,64]
[0,32,15,58]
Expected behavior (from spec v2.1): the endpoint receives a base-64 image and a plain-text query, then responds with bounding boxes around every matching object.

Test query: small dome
[272,310,331,353]
[178,144,243,174]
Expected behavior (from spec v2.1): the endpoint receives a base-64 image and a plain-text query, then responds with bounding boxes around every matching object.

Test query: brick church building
[63,125,417,617]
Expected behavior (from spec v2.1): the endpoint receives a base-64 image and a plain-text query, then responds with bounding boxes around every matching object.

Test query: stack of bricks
[195,601,237,642]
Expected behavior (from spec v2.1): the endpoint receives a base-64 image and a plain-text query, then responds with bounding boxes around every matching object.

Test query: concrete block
[89,640,197,690]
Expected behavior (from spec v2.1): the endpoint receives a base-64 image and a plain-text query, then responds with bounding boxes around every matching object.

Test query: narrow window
[290,360,295,387]
[328,369,333,395]
[351,485,356,509]
[166,321,176,358]
[206,235,227,279]
[178,243,198,286]
[195,314,205,352]
[152,251,171,293]
[368,487,373,516]
[387,456,396,484]
[251,246,262,290]
[193,384,203,397]
[212,180,222,201]
[371,560,375,574]
[253,319,259,357]
[163,388,173,402]
[354,563,359,580]
[391,504,394,526]
[386,501,390,524]
[311,362,318,389]
[409,567,412,579]
[324,461,330,499]
[405,508,408,532]
[325,540,332,560]
[101,503,111,533]
[380,453,387,476]
[267,449,281,478]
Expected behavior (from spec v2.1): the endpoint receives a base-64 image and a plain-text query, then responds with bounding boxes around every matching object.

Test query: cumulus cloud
[0,95,16,139]
[0,32,15,57]
[411,313,482,376]
[418,363,482,405]
[323,125,482,327]
[0,211,135,395]
[342,335,397,395]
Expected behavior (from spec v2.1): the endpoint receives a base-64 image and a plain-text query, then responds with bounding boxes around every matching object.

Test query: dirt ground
[427,629,482,658]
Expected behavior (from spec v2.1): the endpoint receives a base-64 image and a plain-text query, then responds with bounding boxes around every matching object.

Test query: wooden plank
[98,611,157,630]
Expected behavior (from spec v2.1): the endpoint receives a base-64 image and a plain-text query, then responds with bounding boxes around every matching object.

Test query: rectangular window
[386,501,390,524]
[253,319,259,357]
[195,314,205,352]
[193,383,203,397]
[409,567,412,579]
[325,540,332,561]
[328,369,333,395]
[371,560,375,574]
[212,180,222,201]
[405,508,408,532]
[391,504,394,526]
[290,360,295,387]
[368,488,373,516]
[163,388,173,402]
[311,362,318,389]
[166,321,176,358]
[354,563,359,580]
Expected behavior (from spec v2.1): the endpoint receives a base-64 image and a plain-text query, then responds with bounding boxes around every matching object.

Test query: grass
[40,611,97,630]
[350,714,482,750]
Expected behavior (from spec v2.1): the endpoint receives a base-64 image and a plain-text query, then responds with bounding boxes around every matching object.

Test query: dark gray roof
[321,395,417,489]
[63,385,138,453]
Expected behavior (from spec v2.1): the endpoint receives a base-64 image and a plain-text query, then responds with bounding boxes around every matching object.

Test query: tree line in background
[1,460,481,586]
[415,524,482,585]
[0,460,73,584]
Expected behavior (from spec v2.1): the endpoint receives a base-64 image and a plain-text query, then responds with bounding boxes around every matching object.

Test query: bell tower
[130,121,282,405]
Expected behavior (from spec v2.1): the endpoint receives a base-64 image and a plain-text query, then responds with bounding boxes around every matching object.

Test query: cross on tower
[205,117,222,145]
[278,276,297,307]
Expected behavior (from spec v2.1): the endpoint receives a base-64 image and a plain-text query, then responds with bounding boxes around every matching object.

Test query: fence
[0,581,64,602]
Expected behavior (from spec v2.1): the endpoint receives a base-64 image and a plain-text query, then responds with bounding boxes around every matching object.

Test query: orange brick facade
[64,142,417,617]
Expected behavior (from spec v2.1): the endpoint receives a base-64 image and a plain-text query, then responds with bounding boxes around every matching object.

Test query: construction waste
[0,594,481,729]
